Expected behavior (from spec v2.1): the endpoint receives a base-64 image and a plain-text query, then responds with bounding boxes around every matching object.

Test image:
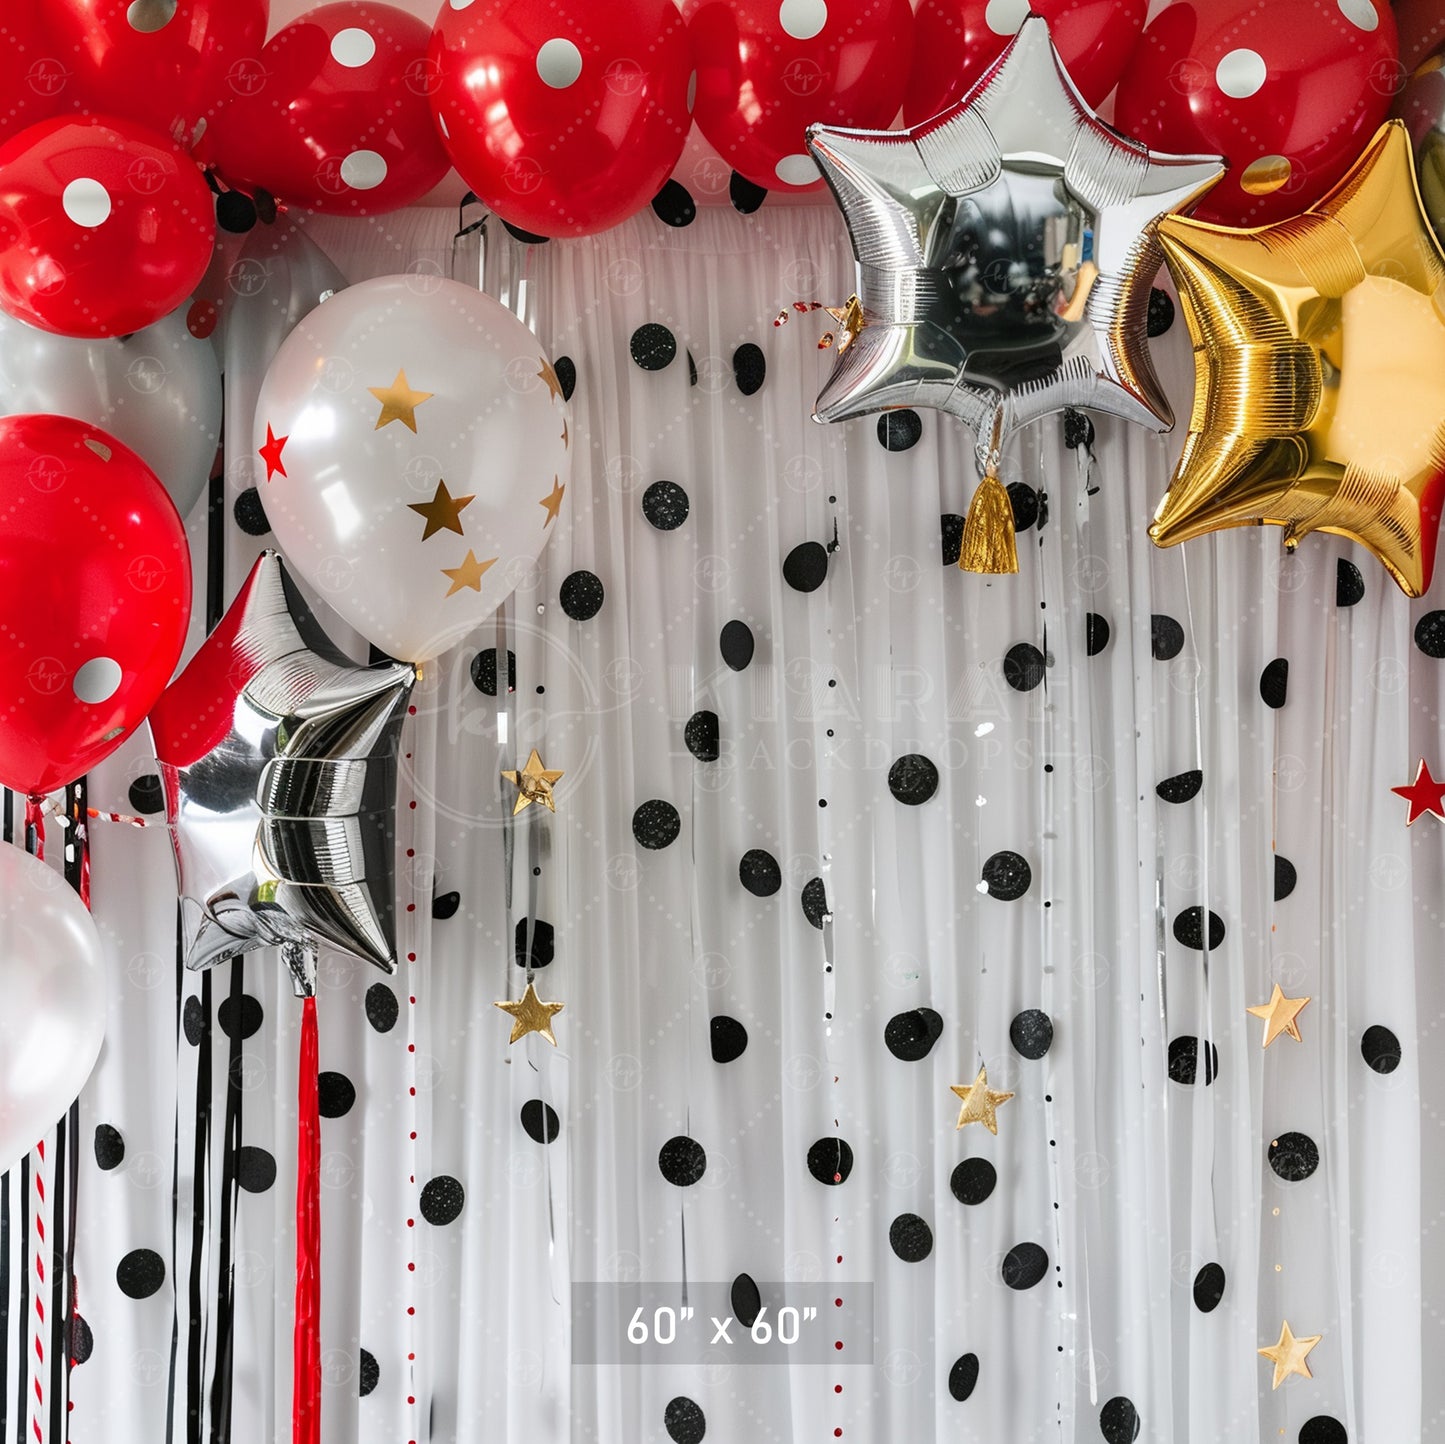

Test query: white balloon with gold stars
[255,275,570,662]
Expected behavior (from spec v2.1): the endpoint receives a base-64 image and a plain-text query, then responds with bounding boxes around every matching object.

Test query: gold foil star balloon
[1258,1320,1321,1389]
[1152,122,1445,597]
[495,981,564,1046]
[951,1066,1015,1133]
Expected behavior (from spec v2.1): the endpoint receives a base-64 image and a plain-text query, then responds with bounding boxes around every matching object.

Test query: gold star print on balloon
[1151,122,1445,597]
[368,368,433,433]
[1247,984,1310,1048]
[441,549,496,596]
[538,360,564,404]
[501,749,564,815]
[950,1066,1014,1134]
[494,980,564,1046]
[1258,1320,1321,1389]
[539,476,565,527]
[408,479,474,540]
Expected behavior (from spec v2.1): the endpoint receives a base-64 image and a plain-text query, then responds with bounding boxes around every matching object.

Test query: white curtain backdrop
[31,199,1444,1443]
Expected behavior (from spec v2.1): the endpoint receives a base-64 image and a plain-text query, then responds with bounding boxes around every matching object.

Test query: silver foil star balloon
[806,15,1224,471]
[149,551,415,995]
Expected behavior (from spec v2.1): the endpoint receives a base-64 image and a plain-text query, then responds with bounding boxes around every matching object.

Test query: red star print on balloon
[1391,759,1445,826]
[259,423,288,482]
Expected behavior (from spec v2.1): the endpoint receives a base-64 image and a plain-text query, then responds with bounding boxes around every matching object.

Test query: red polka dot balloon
[0,115,215,339]
[40,0,268,147]
[0,413,192,799]
[200,2,451,217]
[685,0,915,194]
[0,11,65,147]
[1114,0,1399,227]
[906,0,1147,126]
[429,0,693,238]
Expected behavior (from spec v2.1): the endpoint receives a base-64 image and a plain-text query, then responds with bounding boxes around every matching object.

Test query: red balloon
[0,116,215,339]
[0,414,192,798]
[685,0,915,194]
[429,0,692,238]
[0,11,65,146]
[906,0,1147,126]
[1114,0,1398,226]
[40,0,268,146]
[1396,0,1445,75]
[200,3,451,216]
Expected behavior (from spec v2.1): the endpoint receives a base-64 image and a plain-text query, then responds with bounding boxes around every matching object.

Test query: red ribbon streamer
[293,996,321,1444]
[23,796,45,860]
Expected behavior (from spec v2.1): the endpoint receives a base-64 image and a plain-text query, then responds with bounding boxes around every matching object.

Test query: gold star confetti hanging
[538,359,565,403]
[1152,123,1445,597]
[368,368,433,433]
[494,980,564,1046]
[539,476,565,527]
[560,416,569,449]
[501,748,564,815]
[408,479,475,540]
[1247,984,1310,1048]
[441,549,496,597]
[950,1065,1014,1134]
[1258,1320,1321,1389]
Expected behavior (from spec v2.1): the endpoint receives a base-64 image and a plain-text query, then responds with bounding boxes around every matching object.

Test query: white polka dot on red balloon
[1337,0,1378,28]
[341,150,387,190]
[776,154,818,186]
[73,657,122,704]
[330,27,376,68]
[536,37,582,89]
[62,178,111,228]
[126,0,177,34]
[1216,48,1266,98]
[779,0,827,40]
[983,0,1030,36]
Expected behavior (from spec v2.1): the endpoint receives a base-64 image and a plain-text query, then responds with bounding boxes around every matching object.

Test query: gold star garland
[1258,1320,1321,1389]
[950,1065,1014,1134]
[494,980,564,1047]
[501,749,564,815]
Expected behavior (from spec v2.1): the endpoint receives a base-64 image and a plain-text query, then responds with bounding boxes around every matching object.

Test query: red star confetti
[259,423,288,482]
[1391,758,1445,826]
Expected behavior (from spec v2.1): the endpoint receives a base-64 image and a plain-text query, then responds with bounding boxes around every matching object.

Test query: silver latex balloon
[0,303,220,517]
[806,15,1224,469]
[0,843,106,1174]
[223,224,347,498]
[149,551,415,994]
[1396,56,1445,246]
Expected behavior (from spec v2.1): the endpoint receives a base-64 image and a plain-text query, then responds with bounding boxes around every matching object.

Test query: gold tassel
[960,410,1017,574]
[959,468,1019,574]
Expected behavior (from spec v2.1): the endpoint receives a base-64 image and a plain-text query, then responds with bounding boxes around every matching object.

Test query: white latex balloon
[0,303,221,518]
[255,275,572,662]
[0,844,107,1176]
